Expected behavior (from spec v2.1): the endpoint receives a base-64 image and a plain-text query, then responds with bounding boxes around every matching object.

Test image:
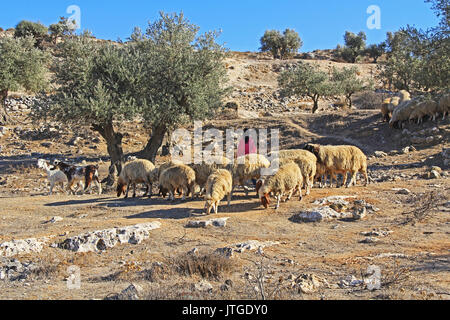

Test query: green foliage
[35,35,140,126]
[34,11,229,163]
[425,0,450,32]
[365,43,386,63]
[335,31,367,63]
[260,29,302,59]
[14,20,48,47]
[49,17,76,41]
[377,1,449,92]
[0,36,49,95]
[131,11,229,132]
[278,62,338,113]
[280,29,303,59]
[260,30,283,59]
[331,67,373,107]
[379,26,449,92]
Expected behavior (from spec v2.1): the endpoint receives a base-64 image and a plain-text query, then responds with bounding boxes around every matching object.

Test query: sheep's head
[116,178,126,197]
[260,193,270,209]
[304,143,320,156]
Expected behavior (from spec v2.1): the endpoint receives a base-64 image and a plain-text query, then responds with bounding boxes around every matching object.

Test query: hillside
[0,47,449,300]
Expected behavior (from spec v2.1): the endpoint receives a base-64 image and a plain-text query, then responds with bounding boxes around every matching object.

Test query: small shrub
[172,252,235,280]
[353,91,385,109]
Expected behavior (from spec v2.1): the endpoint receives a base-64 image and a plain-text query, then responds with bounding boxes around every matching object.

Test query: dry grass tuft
[172,252,235,280]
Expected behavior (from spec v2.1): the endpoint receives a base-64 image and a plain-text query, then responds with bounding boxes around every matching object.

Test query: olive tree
[278,62,337,113]
[365,43,386,63]
[378,1,449,92]
[14,20,48,48]
[335,31,367,63]
[33,35,142,180]
[260,29,302,59]
[0,36,49,124]
[49,17,76,43]
[378,30,421,91]
[331,66,373,108]
[425,0,449,32]
[131,12,230,162]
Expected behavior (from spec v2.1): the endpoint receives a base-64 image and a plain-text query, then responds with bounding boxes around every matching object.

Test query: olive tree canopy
[131,12,230,162]
[0,36,49,124]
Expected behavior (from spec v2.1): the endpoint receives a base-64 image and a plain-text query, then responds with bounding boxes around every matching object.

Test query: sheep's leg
[347,171,357,187]
[49,182,54,195]
[286,190,293,201]
[215,201,219,214]
[132,183,137,198]
[298,185,303,202]
[181,187,188,201]
[329,173,335,188]
[148,182,153,198]
[84,182,91,194]
[363,169,369,186]
[275,195,281,210]
[227,192,231,207]
[72,180,83,195]
[96,178,102,195]
[308,177,313,194]
[67,181,75,195]
[124,183,131,198]
[190,183,195,200]
[342,172,348,188]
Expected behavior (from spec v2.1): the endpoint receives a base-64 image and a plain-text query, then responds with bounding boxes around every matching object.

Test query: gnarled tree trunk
[93,122,124,186]
[138,123,167,163]
[0,89,9,125]
[312,96,320,114]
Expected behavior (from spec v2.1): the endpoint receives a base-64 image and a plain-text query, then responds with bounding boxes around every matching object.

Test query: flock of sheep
[35,89,450,213]
[69,143,368,213]
[381,90,450,127]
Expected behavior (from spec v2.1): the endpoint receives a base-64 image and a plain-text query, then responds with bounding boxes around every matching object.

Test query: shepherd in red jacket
[237,128,257,158]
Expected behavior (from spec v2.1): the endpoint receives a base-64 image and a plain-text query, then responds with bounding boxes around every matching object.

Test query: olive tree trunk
[0,89,9,125]
[138,123,167,163]
[92,122,124,186]
[312,96,320,114]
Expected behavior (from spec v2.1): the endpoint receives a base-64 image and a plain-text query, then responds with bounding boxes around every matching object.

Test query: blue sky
[0,0,439,52]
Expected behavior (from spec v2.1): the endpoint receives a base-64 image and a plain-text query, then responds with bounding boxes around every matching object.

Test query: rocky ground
[0,52,449,300]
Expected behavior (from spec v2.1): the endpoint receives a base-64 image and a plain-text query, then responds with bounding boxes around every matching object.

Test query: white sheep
[258,162,303,210]
[117,159,156,198]
[269,149,317,195]
[37,159,68,195]
[204,169,233,215]
[304,144,368,188]
[227,154,271,198]
[438,93,450,120]
[159,163,196,201]
[409,100,439,124]
[190,155,231,195]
